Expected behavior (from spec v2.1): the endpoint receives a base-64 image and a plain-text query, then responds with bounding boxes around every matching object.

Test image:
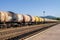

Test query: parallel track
[0,23,58,40]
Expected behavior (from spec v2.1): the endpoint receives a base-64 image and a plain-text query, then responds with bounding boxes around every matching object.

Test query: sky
[0,0,60,17]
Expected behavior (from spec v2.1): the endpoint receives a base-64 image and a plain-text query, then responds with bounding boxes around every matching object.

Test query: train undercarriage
[0,21,58,29]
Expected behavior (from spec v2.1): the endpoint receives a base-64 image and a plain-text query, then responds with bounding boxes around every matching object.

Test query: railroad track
[0,23,58,40]
[19,23,58,40]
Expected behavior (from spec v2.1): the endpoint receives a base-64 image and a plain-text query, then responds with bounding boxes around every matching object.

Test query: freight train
[0,11,58,28]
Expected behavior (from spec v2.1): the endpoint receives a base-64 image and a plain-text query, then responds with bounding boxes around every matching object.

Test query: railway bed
[0,23,58,40]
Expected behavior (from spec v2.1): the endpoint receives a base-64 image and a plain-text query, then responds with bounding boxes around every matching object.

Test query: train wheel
[3,24,7,29]
[7,24,11,28]
[0,25,3,29]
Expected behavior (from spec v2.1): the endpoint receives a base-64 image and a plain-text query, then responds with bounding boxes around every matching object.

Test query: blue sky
[0,0,60,17]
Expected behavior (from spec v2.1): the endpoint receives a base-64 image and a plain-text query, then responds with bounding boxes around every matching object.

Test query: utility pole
[43,11,45,23]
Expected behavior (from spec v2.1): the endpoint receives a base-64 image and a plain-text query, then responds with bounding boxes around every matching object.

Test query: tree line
[52,17,60,20]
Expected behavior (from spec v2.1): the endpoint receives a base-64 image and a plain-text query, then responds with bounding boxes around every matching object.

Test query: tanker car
[0,11,58,28]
